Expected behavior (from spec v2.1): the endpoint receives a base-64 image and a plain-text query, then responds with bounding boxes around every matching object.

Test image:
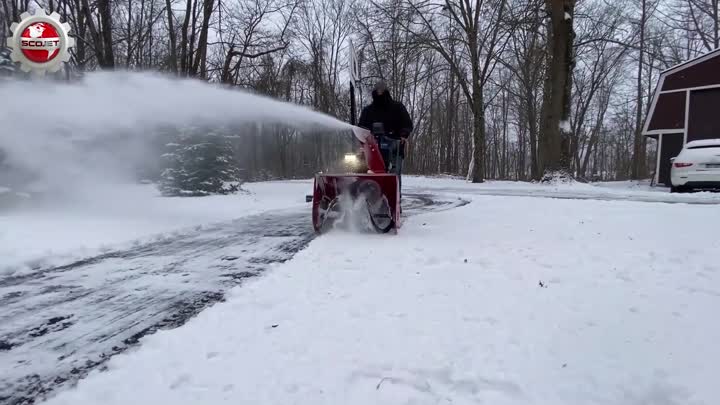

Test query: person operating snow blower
[358,81,413,195]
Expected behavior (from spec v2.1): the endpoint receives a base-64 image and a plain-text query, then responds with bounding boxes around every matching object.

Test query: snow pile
[592,179,656,191]
[559,119,572,132]
[540,170,576,185]
[39,188,720,405]
[0,180,311,275]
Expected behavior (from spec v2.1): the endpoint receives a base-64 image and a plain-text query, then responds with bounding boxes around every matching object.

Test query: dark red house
[643,48,720,186]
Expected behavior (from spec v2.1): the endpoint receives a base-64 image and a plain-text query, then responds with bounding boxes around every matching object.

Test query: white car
[670,139,720,192]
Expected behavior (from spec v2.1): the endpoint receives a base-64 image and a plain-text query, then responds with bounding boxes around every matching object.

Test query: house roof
[660,48,720,75]
[643,48,720,137]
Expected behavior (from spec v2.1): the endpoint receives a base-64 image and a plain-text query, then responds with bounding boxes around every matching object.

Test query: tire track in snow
[0,193,467,405]
[0,210,307,405]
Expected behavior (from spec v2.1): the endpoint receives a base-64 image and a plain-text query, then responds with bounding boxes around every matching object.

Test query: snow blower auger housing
[310,125,401,234]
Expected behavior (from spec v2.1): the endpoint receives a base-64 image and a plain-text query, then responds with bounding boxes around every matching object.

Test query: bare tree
[539,0,575,178]
[0,0,705,183]
[400,0,513,182]
[632,0,661,179]
[217,0,297,85]
[166,0,178,73]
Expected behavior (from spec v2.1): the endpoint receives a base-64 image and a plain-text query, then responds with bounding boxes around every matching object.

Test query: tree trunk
[470,84,485,183]
[632,0,647,179]
[72,0,87,68]
[445,70,455,174]
[126,0,133,66]
[180,0,192,74]
[98,0,114,68]
[165,0,178,73]
[188,0,199,74]
[540,0,575,178]
[80,0,104,65]
[191,0,214,78]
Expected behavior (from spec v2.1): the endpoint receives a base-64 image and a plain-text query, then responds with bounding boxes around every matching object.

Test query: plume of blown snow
[0,71,351,205]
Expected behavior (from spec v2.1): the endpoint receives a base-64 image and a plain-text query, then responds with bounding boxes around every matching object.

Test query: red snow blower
[308,123,402,234]
[307,39,401,234]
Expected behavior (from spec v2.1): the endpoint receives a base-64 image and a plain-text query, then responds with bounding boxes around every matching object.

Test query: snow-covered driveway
[0,191,466,405]
[32,181,720,405]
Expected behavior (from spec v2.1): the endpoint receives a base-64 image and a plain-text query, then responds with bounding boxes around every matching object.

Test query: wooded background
[1,0,716,183]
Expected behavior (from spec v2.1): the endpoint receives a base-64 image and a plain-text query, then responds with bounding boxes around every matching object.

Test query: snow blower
[308,123,401,234]
[306,38,401,234]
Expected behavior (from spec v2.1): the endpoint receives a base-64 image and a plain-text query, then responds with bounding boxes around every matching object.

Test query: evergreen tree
[159,126,243,196]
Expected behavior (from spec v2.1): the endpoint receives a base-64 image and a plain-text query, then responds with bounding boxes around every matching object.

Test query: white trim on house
[657,83,720,94]
[642,75,665,135]
[658,88,689,94]
[655,133,662,184]
[644,129,685,136]
[650,132,684,137]
[684,89,691,144]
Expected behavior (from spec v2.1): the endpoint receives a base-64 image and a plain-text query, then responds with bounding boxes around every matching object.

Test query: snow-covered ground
[0,190,461,404]
[3,176,718,276]
[36,177,720,405]
[404,176,720,204]
[0,181,311,275]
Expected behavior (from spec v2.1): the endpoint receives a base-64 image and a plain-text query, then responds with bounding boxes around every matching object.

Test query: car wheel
[671,186,684,193]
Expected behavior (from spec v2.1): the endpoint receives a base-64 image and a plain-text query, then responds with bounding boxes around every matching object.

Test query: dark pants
[378,137,403,198]
[395,156,403,198]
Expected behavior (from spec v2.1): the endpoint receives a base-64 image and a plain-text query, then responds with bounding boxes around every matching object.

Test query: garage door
[659,133,684,186]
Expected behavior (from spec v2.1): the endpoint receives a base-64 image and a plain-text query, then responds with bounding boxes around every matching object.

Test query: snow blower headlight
[344,153,359,167]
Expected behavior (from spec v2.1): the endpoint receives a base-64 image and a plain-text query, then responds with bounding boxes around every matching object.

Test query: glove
[399,129,410,144]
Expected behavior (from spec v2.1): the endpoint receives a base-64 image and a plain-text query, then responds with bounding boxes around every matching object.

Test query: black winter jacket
[358,90,413,157]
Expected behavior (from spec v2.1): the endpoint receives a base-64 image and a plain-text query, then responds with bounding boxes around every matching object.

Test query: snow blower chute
[309,124,402,234]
